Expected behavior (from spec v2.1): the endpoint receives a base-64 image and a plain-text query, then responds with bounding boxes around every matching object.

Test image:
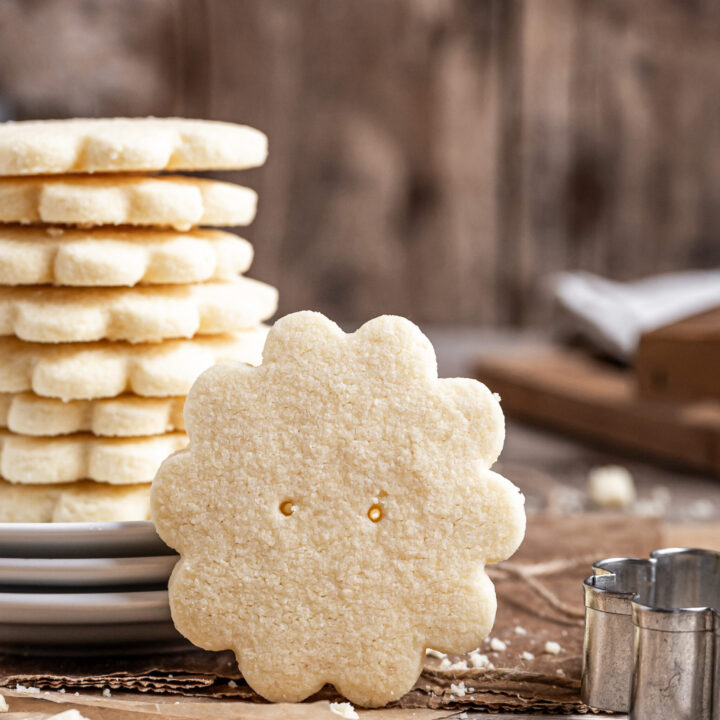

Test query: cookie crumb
[521,651,535,661]
[425,648,445,659]
[228,679,238,688]
[47,711,90,720]
[102,687,111,697]
[450,681,466,697]
[15,684,40,694]
[329,701,359,719]
[689,499,714,519]
[588,465,635,508]
[556,668,565,677]
[448,660,468,671]
[469,651,493,669]
[544,641,562,655]
[490,638,507,652]
[514,625,527,636]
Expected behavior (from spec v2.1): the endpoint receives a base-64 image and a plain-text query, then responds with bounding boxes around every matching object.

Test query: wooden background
[0,0,719,325]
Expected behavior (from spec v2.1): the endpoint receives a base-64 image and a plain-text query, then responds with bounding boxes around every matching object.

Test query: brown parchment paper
[0,512,661,717]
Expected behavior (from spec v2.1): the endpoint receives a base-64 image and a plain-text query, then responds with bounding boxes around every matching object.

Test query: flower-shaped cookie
[151,311,525,707]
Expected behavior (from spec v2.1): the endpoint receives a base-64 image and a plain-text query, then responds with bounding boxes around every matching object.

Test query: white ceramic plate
[0,621,188,649]
[0,589,170,624]
[0,555,178,587]
[0,521,171,558]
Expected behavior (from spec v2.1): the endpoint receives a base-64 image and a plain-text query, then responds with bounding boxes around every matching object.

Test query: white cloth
[552,270,720,362]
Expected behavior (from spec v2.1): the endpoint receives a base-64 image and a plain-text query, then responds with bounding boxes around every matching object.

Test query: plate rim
[0,520,156,533]
[0,588,171,624]
[0,520,171,558]
[0,588,169,604]
[0,554,178,568]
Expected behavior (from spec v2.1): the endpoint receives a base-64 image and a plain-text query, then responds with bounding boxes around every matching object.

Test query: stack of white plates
[0,521,187,651]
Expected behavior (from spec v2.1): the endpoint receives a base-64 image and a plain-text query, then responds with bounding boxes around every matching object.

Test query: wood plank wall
[0,0,718,325]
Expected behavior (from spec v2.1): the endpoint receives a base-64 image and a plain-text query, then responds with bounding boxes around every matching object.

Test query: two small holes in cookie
[278,500,383,522]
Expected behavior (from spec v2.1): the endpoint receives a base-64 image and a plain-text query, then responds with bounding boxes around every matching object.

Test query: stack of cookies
[0,118,277,522]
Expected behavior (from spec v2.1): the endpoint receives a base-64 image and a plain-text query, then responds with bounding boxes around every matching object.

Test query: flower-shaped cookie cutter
[582,548,720,720]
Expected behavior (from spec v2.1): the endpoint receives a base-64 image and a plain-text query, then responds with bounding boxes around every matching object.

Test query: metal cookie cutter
[582,548,720,720]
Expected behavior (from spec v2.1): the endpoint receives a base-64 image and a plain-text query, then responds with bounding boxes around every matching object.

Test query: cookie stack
[0,118,277,522]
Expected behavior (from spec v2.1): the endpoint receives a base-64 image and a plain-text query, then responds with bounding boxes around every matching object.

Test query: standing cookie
[152,311,525,707]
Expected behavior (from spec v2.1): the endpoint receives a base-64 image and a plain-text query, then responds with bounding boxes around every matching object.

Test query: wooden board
[637,306,720,400]
[475,346,720,475]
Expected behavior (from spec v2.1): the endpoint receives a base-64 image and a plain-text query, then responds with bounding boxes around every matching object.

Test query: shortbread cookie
[0,392,185,437]
[0,429,187,484]
[152,311,526,707]
[0,226,253,286]
[0,327,268,400]
[0,118,267,176]
[0,277,277,343]
[0,175,257,230]
[0,479,151,522]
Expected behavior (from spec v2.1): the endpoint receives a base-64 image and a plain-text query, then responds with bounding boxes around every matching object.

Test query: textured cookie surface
[0,277,277,343]
[0,327,268,400]
[0,479,151,522]
[0,392,185,437]
[152,311,525,707]
[0,429,187,484]
[0,175,257,230]
[0,117,267,176]
[0,226,253,286]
